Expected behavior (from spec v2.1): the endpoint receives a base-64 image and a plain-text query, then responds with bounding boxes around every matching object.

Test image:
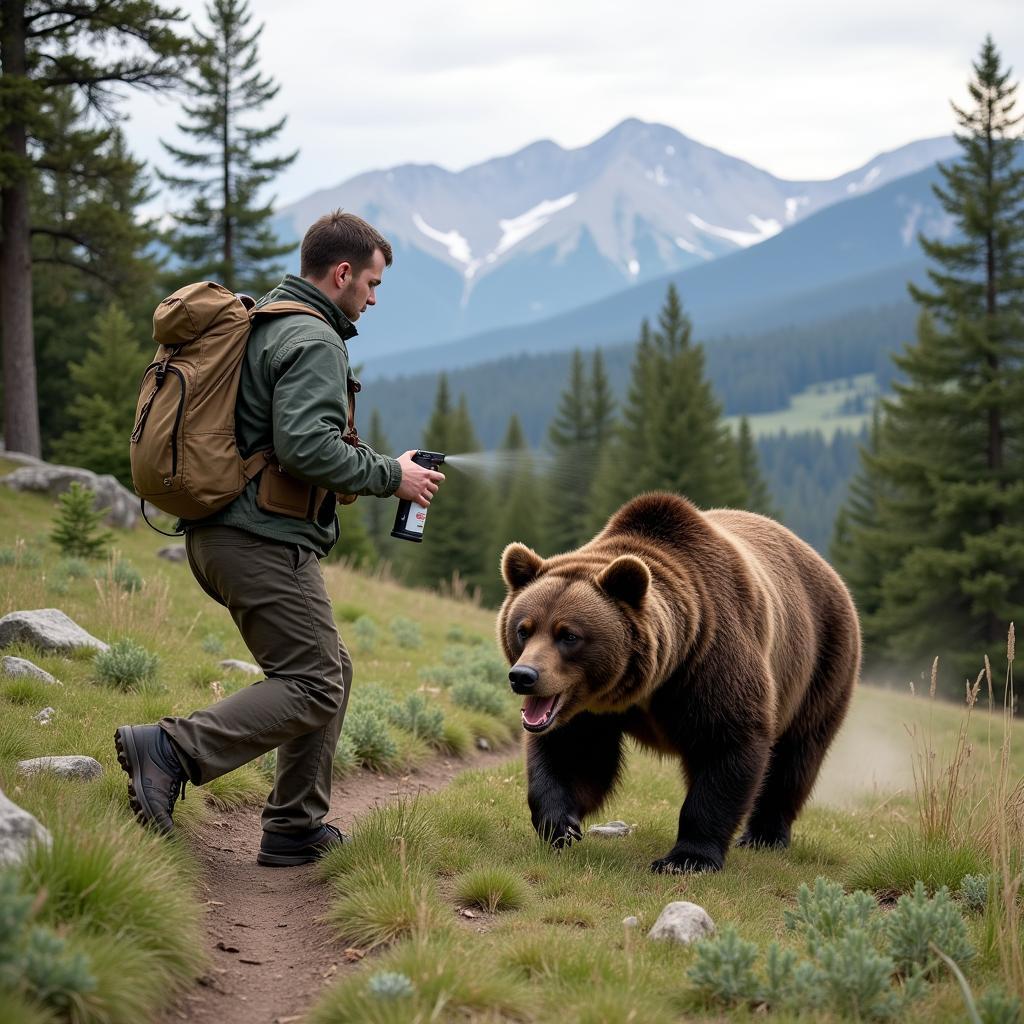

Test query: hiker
[115,211,445,866]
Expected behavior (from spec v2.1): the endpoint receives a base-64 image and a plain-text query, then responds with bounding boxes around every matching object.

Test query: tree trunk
[0,0,41,457]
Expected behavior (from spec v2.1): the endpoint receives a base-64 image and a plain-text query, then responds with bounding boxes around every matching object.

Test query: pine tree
[160,0,297,293]
[487,415,544,603]
[31,94,161,449]
[590,285,745,528]
[736,417,775,516]
[361,408,395,556]
[0,0,186,456]
[833,37,1024,684]
[545,350,593,552]
[50,304,150,485]
[50,482,112,559]
[411,379,492,596]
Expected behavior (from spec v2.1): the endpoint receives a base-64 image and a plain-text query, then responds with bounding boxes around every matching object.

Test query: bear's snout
[509,665,539,693]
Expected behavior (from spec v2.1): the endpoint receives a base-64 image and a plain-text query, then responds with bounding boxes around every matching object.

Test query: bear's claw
[650,851,722,874]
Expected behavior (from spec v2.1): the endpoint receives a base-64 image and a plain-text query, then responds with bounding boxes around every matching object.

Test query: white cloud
[123,0,1024,211]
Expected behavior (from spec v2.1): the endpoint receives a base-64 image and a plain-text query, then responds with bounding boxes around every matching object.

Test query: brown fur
[498,492,861,873]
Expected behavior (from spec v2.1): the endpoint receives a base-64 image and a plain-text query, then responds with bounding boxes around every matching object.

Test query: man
[114,211,444,866]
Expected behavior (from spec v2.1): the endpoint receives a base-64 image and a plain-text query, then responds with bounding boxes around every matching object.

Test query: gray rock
[219,658,261,676]
[475,737,491,751]
[2,655,60,685]
[157,545,187,563]
[0,459,139,528]
[0,786,51,866]
[34,707,57,725]
[647,901,716,945]
[17,755,104,781]
[0,608,108,654]
[587,819,633,837]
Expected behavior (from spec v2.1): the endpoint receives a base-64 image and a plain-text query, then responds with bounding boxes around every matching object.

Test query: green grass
[310,679,1024,1023]
[727,371,878,440]
[0,476,515,1019]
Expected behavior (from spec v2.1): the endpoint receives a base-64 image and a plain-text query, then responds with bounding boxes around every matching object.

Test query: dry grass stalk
[905,659,983,842]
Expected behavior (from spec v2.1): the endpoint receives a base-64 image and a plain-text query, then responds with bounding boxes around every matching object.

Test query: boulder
[17,755,104,781]
[0,455,139,528]
[219,659,261,676]
[34,707,57,725]
[1,655,60,685]
[0,609,108,654]
[647,901,716,945]
[0,787,51,866]
[158,545,188,563]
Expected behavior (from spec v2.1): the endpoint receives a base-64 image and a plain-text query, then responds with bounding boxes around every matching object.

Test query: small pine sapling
[50,482,112,559]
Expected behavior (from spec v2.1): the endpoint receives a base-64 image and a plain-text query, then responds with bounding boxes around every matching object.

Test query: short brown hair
[300,210,393,278]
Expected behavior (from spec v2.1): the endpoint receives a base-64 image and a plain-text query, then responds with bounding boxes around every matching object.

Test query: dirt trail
[161,746,514,1024]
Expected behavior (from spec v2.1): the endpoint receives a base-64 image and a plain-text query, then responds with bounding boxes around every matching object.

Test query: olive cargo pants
[160,525,352,834]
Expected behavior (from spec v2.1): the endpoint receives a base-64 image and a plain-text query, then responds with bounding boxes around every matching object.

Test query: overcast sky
[123,0,1024,212]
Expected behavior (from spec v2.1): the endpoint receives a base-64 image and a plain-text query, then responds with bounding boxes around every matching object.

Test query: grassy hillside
[2,467,1022,1023]
[0,468,513,1022]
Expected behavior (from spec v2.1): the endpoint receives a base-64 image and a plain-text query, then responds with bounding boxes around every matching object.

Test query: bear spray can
[391,451,446,543]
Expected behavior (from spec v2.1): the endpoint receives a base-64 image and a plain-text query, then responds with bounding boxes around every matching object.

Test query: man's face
[334,248,386,322]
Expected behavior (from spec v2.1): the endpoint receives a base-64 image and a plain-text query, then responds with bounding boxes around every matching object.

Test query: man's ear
[595,555,650,608]
[501,543,544,591]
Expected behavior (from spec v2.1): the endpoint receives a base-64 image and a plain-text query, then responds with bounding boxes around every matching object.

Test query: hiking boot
[114,725,188,834]
[257,823,348,866]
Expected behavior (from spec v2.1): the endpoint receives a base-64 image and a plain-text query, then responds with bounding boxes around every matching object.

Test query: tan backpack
[130,281,359,527]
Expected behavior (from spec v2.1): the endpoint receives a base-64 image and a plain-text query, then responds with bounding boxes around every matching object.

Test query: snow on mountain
[271,120,958,354]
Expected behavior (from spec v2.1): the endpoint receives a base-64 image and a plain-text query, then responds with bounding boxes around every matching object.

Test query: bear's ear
[595,555,651,608]
[501,542,545,591]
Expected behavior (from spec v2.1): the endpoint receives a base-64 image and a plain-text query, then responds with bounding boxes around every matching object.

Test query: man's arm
[270,333,401,496]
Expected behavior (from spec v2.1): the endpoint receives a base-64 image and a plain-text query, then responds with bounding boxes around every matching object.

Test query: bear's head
[497,542,652,734]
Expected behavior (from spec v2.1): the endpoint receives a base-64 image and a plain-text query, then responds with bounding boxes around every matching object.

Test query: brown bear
[497,491,860,874]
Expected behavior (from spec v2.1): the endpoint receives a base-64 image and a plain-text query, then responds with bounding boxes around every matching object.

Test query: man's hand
[395,451,445,506]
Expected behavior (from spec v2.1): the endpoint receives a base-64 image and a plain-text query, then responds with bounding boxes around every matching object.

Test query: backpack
[130,281,359,528]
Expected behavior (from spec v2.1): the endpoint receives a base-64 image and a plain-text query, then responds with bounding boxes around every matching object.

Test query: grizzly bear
[497,492,860,874]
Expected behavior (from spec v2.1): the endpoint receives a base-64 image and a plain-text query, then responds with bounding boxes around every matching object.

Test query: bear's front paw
[650,847,723,875]
[535,816,582,849]
[735,823,791,850]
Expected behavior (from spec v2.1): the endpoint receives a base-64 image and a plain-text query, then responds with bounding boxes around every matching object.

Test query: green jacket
[181,275,402,556]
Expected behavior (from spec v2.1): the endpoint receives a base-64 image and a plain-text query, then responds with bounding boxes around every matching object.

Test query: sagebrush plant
[93,639,159,690]
[390,616,422,649]
[200,633,224,656]
[333,733,358,776]
[451,679,505,717]
[960,873,991,913]
[109,558,144,593]
[343,707,398,771]
[367,971,414,999]
[50,482,112,559]
[351,615,378,654]
[389,693,444,745]
[0,870,97,1014]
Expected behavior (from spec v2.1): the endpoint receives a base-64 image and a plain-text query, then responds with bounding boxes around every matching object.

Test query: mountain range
[272,119,957,360]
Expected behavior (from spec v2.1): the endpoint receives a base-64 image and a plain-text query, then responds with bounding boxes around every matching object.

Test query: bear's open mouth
[521,694,564,732]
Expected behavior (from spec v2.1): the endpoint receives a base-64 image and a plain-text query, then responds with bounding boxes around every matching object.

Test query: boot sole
[114,726,172,835]
[256,850,320,867]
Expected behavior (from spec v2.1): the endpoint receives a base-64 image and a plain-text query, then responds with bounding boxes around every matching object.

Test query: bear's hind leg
[738,661,856,850]
[527,712,626,849]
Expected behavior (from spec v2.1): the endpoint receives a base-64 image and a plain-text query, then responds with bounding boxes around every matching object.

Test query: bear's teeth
[522,695,558,727]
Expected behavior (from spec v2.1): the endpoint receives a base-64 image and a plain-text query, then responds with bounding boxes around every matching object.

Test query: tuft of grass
[17,816,204,1020]
[437,716,472,757]
[454,867,529,913]
[202,764,266,809]
[334,602,367,623]
[307,933,533,1024]
[847,832,987,896]
[0,677,51,707]
[454,708,515,749]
